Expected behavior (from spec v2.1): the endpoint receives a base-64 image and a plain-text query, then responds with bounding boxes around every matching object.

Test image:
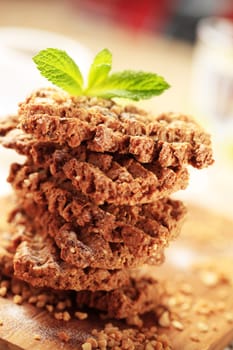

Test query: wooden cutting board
[0,197,233,350]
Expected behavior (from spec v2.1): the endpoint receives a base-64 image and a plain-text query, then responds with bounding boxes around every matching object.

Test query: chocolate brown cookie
[4,133,190,205]
[76,273,162,319]
[17,88,213,169]
[13,204,166,270]
[11,193,184,270]
[62,155,189,205]
[14,232,129,291]
[0,115,19,137]
[9,163,186,269]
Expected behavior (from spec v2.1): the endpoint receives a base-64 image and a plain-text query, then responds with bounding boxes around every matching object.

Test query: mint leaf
[86,70,170,100]
[33,48,84,95]
[33,48,170,101]
[87,48,112,89]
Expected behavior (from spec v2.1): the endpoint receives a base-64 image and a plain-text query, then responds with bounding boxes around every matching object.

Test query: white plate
[0,27,91,72]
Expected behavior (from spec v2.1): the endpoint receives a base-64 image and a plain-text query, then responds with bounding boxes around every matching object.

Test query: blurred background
[0,0,233,217]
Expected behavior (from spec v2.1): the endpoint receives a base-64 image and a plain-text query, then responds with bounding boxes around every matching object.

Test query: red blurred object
[113,0,169,31]
[69,0,172,32]
[223,10,233,22]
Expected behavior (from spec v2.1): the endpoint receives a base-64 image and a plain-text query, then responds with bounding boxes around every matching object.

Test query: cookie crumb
[159,311,170,328]
[89,323,171,350]
[85,337,98,348]
[225,312,233,323]
[190,333,200,342]
[57,301,66,311]
[13,294,23,305]
[194,300,214,316]
[63,311,71,321]
[34,334,41,341]
[197,322,208,333]
[36,300,46,308]
[1,280,10,289]
[82,343,92,350]
[58,331,70,342]
[75,311,88,320]
[28,296,37,304]
[145,343,155,350]
[126,314,143,328]
[200,271,219,287]
[46,304,54,313]
[171,320,184,331]
[54,312,63,321]
[180,283,192,295]
[0,286,7,297]
[53,311,71,321]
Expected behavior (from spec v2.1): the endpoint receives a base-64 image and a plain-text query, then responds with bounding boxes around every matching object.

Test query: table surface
[0,197,233,350]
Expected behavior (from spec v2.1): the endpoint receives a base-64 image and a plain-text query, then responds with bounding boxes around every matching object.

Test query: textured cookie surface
[0,88,214,205]
[16,87,213,169]
[7,147,190,206]
[13,232,129,291]
[76,273,162,319]
[9,163,186,269]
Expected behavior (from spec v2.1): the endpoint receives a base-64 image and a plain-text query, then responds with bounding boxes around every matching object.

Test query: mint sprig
[33,48,170,101]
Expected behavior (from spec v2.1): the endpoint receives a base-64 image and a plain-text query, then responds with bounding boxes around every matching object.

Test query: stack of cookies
[0,87,213,318]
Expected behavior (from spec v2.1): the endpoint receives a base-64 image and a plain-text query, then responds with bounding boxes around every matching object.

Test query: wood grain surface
[0,197,233,350]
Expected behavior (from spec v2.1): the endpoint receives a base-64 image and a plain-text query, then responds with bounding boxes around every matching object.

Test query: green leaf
[33,48,170,101]
[86,70,170,100]
[87,48,112,88]
[33,48,84,95]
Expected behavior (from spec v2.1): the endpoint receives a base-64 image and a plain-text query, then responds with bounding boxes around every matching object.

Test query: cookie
[18,87,213,169]
[14,232,129,291]
[9,164,186,269]
[76,273,162,319]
